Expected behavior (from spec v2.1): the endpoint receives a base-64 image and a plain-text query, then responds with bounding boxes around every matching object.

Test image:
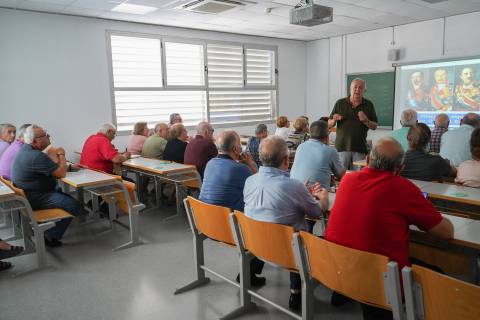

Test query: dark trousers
[251,257,264,276]
[290,221,316,292]
[27,188,81,240]
[360,258,445,320]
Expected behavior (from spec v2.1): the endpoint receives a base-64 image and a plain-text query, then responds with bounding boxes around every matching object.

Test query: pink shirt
[455,159,480,188]
[0,140,23,179]
[127,135,147,155]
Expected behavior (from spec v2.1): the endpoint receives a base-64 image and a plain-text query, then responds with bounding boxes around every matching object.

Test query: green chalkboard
[347,72,395,129]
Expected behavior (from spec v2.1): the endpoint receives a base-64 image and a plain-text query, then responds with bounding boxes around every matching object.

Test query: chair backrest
[299,230,392,309]
[233,211,297,271]
[403,264,480,320]
[0,177,26,198]
[187,197,235,246]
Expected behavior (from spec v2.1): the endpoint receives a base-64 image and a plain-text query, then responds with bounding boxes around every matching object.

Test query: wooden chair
[402,264,480,320]
[230,211,300,320]
[293,231,404,320]
[0,177,73,273]
[175,197,244,319]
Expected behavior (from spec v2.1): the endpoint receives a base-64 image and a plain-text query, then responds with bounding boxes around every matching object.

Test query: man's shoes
[44,237,63,248]
[0,245,24,260]
[289,292,301,311]
[235,273,267,287]
[330,291,353,307]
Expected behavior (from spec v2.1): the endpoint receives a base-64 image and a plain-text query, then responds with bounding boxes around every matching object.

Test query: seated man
[0,124,30,180]
[199,130,262,286]
[244,136,329,311]
[80,123,130,174]
[246,123,268,168]
[440,113,480,166]
[184,122,217,179]
[390,109,417,151]
[429,113,449,154]
[142,123,169,159]
[12,125,81,247]
[0,123,16,157]
[291,120,345,188]
[325,137,453,320]
[401,123,455,181]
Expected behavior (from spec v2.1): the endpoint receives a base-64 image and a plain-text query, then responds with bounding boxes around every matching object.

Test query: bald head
[368,137,405,173]
[434,113,449,128]
[259,136,289,168]
[217,130,240,154]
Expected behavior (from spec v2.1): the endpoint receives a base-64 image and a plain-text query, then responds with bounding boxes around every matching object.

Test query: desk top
[420,181,480,206]
[123,157,195,175]
[62,169,118,188]
[352,159,367,167]
[0,179,14,198]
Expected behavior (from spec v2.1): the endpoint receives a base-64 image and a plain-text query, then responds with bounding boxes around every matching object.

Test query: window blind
[207,44,243,88]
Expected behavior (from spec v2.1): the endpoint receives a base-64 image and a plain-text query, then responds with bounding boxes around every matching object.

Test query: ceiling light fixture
[111,3,158,15]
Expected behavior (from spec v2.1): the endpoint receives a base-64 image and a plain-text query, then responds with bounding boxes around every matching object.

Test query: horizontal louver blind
[208,91,275,125]
[111,35,162,88]
[114,91,206,132]
[207,44,243,88]
[246,48,275,86]
[165,42,205,86]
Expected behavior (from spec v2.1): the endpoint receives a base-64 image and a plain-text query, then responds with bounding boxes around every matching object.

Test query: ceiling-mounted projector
[290,1,333,27]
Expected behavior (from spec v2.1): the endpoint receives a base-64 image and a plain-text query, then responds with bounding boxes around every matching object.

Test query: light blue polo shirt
[290,139,344,188]
[440,125,475,167]
[390,127,410,151]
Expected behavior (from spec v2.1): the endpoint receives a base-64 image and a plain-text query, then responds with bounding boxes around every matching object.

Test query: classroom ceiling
[1,0,480,40]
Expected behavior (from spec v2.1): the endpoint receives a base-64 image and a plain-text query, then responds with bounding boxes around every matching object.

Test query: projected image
[399,58,480,127]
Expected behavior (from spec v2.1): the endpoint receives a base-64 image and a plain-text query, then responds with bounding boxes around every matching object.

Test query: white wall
[306,11,480,144]
[0,9,307,160]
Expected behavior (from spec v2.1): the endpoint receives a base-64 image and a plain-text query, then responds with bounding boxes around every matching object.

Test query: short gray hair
[99,123,116,135]
[255,124,268,135]
[351,77,367,90]
[0,123,15,134]
[23,124,41,144]
[435,113,449,128]
[400,109,418,127]
[462,113,480,128]
[217,130,238,153]
[18,123,31,139]
[154,122,167,133]
[196,121,211,135]
[259,136,288,168]
[368,137,404,172]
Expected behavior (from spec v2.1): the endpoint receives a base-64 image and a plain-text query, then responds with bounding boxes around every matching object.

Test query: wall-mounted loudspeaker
[388,48,399,61]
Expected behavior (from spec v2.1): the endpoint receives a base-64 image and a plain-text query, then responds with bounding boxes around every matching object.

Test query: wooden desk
[62,169,144,251]
[352,159,367,168]
[0,179,15,199]
[122,157,199,220]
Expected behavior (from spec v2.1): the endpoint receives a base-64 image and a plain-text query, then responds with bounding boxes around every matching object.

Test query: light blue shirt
[440,125,475,167]
[290,139,344,188]
[390,127,410,151]
[244,166,322,230]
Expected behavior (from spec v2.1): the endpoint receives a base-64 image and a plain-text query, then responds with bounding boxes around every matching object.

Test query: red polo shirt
[184,135,218,178]
[325,167,442,270]
[80,133,118,174]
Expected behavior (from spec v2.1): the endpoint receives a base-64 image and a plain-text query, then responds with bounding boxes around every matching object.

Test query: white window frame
[106,30,279,134]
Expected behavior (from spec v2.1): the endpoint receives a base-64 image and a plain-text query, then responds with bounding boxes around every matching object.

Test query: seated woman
[456,128,480,188]
[274,116,290,140]
[401,123,455,182]
[163,124,188,163]
[126,122,149,155]
[246,124,268,168]
[0,123,16,158]
[169,113,183,127]
[286,117,309,151]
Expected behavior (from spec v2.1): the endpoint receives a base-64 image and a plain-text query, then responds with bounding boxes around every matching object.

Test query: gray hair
[0,123,15,134]
[196,121,211,135]
[434,113,449,128]
[351,77,367,90]
[23,124,41,144]
[99,123,116,135]
[462,113,480,128]
[310,120,329,140]
[255,124,268,135]
[154,122,167,133]
[18,123,31,139]
[400,109,418,127]
[368,137,405,172]
[259,136,288,168]
[217,130,238,153]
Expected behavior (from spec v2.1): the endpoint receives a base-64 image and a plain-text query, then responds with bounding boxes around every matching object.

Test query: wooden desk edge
[61,177,119,188]
[122,162,196,175]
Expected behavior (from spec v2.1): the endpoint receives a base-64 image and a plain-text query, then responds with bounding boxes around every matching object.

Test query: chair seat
[34,208,73,223]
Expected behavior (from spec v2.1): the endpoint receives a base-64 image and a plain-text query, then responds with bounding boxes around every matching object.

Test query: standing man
[329,78,378,169]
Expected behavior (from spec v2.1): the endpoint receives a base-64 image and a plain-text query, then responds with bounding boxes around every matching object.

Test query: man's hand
[333,114,343,121]
[239,151,257,173]
[358,111,368,123]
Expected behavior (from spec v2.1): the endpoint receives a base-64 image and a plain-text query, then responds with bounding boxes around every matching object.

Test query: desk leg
[162,182,184,222]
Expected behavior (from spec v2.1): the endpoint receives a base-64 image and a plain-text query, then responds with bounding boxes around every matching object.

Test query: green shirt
[330,97,377,154]
[390,127,410,151]
[142,135,167,159]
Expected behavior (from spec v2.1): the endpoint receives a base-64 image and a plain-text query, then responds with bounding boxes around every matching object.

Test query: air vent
[421,0,448,3]
[178,0,246,14]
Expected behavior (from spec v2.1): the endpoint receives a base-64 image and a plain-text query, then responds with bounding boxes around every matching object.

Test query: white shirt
[275,127,290,140]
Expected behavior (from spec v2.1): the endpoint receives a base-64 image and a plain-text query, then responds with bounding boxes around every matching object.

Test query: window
[108,32,277,133]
